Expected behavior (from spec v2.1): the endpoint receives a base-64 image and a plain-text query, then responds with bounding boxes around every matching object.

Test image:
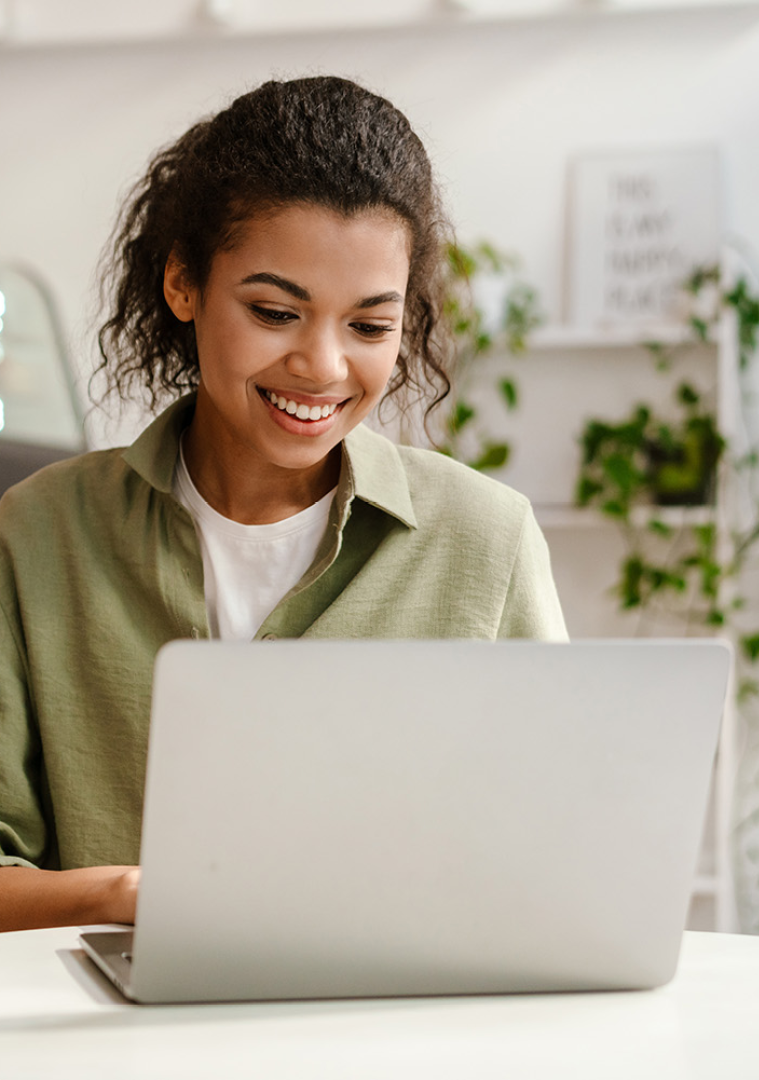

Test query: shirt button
[261,633,278,641]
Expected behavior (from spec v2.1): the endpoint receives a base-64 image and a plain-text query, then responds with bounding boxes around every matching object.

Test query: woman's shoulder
[0,447,137,537]
[392,438,531,526]
[0,395,190,530]
[399,445,534,556]
[397,441,527,503]
[1,445,129,497]
[349,424,533,540]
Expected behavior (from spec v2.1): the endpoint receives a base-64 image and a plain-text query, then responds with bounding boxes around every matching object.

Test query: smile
[263,390,339,421]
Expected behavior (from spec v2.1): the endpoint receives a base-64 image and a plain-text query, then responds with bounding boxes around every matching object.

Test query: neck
[182,409,340,526]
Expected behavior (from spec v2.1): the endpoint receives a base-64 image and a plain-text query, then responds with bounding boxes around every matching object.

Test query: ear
[163,253,196,323]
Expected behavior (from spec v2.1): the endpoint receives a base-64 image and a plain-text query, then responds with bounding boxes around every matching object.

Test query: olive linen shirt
[0,395,566,871]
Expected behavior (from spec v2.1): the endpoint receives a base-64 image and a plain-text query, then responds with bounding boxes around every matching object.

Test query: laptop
[80,638,731,1003]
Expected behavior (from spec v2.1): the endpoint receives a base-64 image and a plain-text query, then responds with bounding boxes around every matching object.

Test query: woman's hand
[100,865,141,926]
[0,865,141,932]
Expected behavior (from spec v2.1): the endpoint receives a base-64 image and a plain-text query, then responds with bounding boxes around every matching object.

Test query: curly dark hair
[95,76,453,418]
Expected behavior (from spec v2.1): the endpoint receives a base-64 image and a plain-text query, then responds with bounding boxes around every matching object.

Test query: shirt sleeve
[497,504,568,641]
[0,594,49,869]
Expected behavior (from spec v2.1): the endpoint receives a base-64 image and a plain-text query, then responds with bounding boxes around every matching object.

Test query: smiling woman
[163,205,411,523]
[0,76,566,932]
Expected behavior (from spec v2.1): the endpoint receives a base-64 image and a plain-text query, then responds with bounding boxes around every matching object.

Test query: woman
[0,76,566,931]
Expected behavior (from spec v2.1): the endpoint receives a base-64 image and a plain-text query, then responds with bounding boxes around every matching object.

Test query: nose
[285,321,349,386]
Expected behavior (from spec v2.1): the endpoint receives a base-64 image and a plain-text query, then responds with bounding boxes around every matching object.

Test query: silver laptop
[81,638,730,1003]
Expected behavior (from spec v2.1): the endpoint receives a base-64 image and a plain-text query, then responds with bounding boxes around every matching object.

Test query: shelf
[528,324,716,351]
[535,504,717,529]
[1,0,757,50]
[693,874,720,897]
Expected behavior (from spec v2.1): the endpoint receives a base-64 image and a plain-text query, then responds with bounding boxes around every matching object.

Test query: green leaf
[499,378,518,410]
[579,423,610,465]
[476,241,505,272]
[677,383,700,407]
[684,264,720,294]
[694,523,717,550]
[655,423,677,453]
[736,451,759,471]
[446,244,477,280]
[601,500,628,520]
[648,519,674,538]
[741,634,759,663]
[648,568,686,593]
[643,341,672,372]
[447,401,475,436]
[699,560,721,598]
[575,477,603,506]
[469,443,510,472]
[620,556,645,608]
[690,316,710,343]
[643,341,666,358]
[602,453,638,491]
[738,679,759,704]
[706,610,725,627]
[634,405,652,428]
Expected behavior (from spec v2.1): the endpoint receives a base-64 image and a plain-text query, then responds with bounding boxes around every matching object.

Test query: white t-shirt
[173,444,335,640]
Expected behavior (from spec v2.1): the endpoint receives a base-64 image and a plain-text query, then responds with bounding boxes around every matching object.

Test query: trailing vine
[439,241,543,471]
[575,263,759,700]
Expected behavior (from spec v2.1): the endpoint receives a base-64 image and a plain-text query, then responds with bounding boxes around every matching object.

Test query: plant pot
[646,426,721,506]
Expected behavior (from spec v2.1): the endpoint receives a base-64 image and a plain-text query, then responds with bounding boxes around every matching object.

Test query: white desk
[1,927,758,1079]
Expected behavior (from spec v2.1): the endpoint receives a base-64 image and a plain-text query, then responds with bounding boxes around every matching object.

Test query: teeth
[265,390,337,420]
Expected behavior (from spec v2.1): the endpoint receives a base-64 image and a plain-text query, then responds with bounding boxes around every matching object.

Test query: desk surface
[1,927,758,1079]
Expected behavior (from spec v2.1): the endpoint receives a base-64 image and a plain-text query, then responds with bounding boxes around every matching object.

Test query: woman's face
[165,203,411,478]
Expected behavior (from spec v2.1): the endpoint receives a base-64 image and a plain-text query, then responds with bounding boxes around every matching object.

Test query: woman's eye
[351,322,394,339]
[248,305,297,324]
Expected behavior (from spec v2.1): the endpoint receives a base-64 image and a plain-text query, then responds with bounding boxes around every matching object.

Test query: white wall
[2,4,759,447]
[3,2,757,931]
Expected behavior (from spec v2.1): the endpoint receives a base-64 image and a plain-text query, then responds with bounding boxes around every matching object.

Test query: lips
[260,388,343,422]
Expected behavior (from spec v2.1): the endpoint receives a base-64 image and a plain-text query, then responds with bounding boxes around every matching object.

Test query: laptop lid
[128,639,729,1003]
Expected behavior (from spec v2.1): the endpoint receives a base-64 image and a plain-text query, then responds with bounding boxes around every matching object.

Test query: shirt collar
[122,394,417,530]
[340,422,417,530]
[121,394,195,494]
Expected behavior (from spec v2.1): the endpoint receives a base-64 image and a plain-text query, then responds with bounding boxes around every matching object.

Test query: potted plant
[577,382,725,519]
[574,263,759,654]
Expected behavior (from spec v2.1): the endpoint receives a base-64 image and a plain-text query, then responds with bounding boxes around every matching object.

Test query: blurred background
[2,1,759,440]
[3,0,759,932]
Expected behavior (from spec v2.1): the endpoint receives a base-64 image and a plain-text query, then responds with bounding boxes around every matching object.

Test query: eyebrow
[356,291,405,309]
[239,272,404,309]
[239,272,310,301]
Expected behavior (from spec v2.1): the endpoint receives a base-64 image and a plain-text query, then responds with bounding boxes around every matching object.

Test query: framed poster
[566,147,720,329]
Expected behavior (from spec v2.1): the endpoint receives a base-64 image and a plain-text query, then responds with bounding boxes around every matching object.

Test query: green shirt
[0,395,566,870]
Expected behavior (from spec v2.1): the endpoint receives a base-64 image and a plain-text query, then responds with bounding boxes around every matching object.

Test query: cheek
[362,349,400,399]
[381,339,403,383]
[196,316,268,379]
